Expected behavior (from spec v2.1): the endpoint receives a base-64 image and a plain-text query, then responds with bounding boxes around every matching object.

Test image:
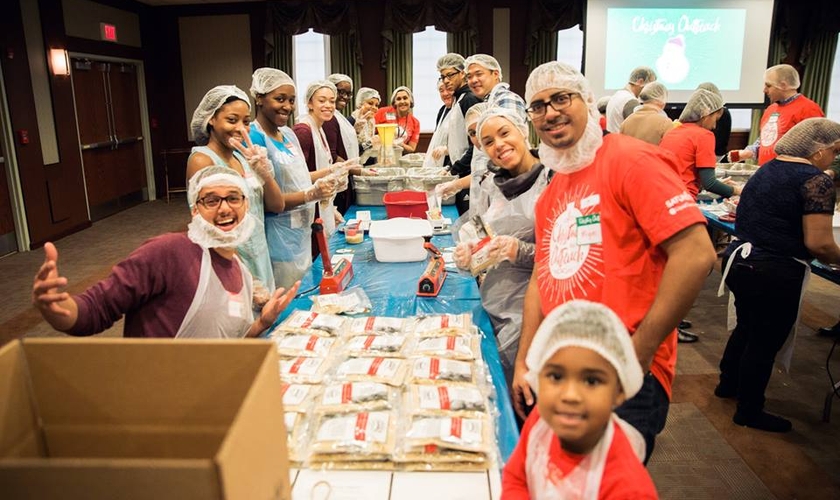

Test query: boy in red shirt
[502,300,657,499]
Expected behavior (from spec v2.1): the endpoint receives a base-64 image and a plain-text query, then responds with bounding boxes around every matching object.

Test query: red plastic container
[383,190,428,219]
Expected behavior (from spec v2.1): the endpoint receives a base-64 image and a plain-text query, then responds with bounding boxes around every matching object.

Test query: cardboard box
[0,338,290,500]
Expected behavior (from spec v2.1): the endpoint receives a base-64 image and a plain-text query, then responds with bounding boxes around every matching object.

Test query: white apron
[335,113,360,161]
[423,108,454,169]
[447,94,469,163]
[299,114,338,236]
[175,248,254,339]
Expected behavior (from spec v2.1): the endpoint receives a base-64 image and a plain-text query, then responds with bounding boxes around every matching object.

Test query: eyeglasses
[197,194,245,209]
[337,90,352,99]
[526,92,579,118]
[438,70,461,82]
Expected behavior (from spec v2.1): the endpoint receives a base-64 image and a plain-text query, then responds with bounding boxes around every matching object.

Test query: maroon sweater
[69,233,244,338]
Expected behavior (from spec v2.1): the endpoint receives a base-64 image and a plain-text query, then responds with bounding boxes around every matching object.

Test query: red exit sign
[100,23,118,42]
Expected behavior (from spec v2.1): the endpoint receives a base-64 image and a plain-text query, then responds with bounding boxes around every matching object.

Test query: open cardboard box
[0,338,290,500]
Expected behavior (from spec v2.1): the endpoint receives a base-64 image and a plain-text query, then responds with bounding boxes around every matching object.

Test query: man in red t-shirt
[513,62,716,462]
[729,64,824,166]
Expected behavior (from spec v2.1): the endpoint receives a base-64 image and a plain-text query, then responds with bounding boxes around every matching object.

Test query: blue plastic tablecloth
[275,205,519,463]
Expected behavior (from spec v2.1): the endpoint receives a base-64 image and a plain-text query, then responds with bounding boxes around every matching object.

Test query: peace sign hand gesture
[229,130,274,181]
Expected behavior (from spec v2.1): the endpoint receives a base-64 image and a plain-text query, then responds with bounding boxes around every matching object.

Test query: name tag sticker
[576,213,602,245]
[228,295,245,319]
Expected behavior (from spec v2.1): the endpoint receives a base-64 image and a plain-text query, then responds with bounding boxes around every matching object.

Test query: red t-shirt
[374,106,420,147]
[533,134,706,398]
[758,95,824,165]
[659,122,718,198]
[503,408,659,499]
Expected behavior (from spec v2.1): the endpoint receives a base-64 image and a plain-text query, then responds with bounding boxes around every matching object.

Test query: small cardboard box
[0,338,290,500]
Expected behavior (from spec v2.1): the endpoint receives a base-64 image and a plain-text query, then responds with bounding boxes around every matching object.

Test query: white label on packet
[350,316,404,334]
[413,357,471,380]
[284,311,345,332]
[322,382,388,406]
[417,336,470,356]
[279,357,323,376]
[346,335,405,352]
[418,385,483,411]
[316,412,389,444]
[275,334,333,353]
[282,384,312,407]
[336,357,400,378]
[408,417,482,445]
[415,314,469,333]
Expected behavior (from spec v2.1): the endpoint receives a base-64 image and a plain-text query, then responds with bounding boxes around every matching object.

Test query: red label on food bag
[437,386,451,410]
[446,336,456,350]
[365,317,376,332]
[450,417,462,439]
[363,335,377,350]
[306,335,319,351]
[281,383,290,396]
[429,358,440,379]
[368,357,384,375]
[424,444,438,454]
[289,357,305,374]
[301,312,317,328]
[342,383,353,404]
[355,413,369,441]
[441,316,450,328]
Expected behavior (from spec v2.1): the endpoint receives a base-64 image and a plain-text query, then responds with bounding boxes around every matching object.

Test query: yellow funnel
[375,123,397,147]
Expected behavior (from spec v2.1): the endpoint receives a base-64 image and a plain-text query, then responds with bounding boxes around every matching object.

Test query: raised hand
[32,242,78,330]
[229,131,273,180]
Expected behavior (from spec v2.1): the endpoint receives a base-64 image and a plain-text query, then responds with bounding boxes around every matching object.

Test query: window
[557,25,584,72]
[826,34,840,122]
[412,27,448,132]
[293,29,330,105]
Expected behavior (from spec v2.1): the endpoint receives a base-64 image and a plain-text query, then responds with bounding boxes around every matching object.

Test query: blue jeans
[615,372,670,464]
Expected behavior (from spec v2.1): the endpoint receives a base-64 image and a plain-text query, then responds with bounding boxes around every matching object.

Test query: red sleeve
[615,139,706,248]
[502,409,541,499]
[407,115,420,145]
[695,129,718,169]
[374,107,392,124]
[598,423,659,499]
[292,123,316,172]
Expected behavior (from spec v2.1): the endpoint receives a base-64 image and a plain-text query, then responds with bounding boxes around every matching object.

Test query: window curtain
[385,32,413,105]
[800,33,838,111]
[526,31,558,146]
[330,32,363,116]
[525,0,582,67]
[446,30,477,56]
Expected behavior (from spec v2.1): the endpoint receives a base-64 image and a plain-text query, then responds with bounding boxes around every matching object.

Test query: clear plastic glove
[435,180,459,200]
[485,235,520,266]
[334,210,345,226]
[229,133,273,180]
[453,241,474,270]
[359,168,378,176]
[252,279,271,308]
[431,145,448,161]
[305,177,337,202]
[329,158,360,175]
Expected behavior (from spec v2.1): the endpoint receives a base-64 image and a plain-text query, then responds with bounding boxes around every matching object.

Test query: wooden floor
[2,198,839,499]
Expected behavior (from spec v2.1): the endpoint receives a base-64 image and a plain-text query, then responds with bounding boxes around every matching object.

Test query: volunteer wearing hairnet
[697,82,732,157]
[729,64,824,166]
[435,102,492,204]
[374,86,420,153]
[424,80,457,169]
[33,166,300,339]
[502,300,657,499]
[464,54,526,113]
[452,107,549,386]
[606,66,657,132]
[619,82,673,145]
[514,62,716,462]
[187,85,284,300]
[293,80,356,237]
[352,87,381,161]
[717,118,840,433]
[660,89,741,199]
[249,68,334,288]
[325,73,365,213]
[596,95,610,131]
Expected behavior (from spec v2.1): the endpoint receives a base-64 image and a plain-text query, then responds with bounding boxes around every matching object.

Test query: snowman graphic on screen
[656,35,690,84]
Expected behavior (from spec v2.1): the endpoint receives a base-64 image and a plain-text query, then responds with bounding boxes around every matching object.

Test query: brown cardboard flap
[22,338,268,425]
[217,348,291,500]
[43,423,228,458]
[0,458,221,500]
[0,341,42,458]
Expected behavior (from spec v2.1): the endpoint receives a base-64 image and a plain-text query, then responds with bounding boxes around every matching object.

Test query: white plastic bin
[368,218,433,262]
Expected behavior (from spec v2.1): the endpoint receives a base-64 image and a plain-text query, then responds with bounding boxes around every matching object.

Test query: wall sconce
[49,48,70,77]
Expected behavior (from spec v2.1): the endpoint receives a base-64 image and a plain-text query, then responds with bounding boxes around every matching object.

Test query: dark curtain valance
[381,0,479,68]
[265,0,363,66]
[525,0,584,65]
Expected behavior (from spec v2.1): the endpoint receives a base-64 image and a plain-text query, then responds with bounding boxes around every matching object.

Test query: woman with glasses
[187,85,284,301]
[32,166,300,339]
[325,73,367,213]
[374,86,420,153]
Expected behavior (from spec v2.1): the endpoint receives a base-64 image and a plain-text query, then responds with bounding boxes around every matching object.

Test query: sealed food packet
[307,411,398,465]
[278,356,331,384]
[275,310,348,337]
[310,287,372,315]
[342,334,411,358]
[411,313,472,337]
[408,356,475,384]
[347,316,408,336]
[317,381,397,413]
[405,384,488,415]
[284,411,309,464]
[280,383,320,413]
[468,236,495,276]
[394,415,494,469]
[332,356,408,387]
[272,334,338,358]
[410,335,481,361]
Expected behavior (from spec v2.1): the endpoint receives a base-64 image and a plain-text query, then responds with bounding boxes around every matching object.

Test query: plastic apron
[717,241,810,372]
[251,122,315,290]
[335,113,360,161]
[467,150,490,219]
[189,147,276,293]
[525,415,645,500]
[447,94,469,163]
[298,115,338,236]
[423,108,454,169]
[175,249,254,339]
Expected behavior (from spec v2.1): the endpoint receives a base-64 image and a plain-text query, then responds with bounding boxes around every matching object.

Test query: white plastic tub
[368,218,433,262]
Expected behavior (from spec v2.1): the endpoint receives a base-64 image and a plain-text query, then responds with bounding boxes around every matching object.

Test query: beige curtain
[386,32,413,105]
[801,32,839,111]
[330,32,363,117]
[526,31,558,146]
[446,30,477,56]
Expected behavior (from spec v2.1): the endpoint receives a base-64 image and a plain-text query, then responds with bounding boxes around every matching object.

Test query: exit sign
[100,23,118,42]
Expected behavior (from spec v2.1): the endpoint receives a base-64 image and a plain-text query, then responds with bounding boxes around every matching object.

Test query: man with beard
[32,166,300,339]
[511,62,716,462]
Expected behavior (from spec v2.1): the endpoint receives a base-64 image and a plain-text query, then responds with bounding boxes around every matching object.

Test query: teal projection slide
[605,8,746,90]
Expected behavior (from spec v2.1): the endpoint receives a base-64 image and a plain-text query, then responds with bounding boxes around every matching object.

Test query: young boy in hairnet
[502,300,658,499]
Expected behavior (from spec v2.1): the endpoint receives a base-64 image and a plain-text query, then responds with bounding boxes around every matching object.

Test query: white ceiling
[137,0,263,6]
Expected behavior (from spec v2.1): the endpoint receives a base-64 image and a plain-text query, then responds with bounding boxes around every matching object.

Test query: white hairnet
[639,82,668,104]
[774,118,840,158]
[327,73,353,90]
[187,165,248,210]
[305,80,337,104]
[465,54,503,80]
[767,64,801,90]
[596,96,611,114]
[525,300,643,399]
[679,89,723,123]
[355,87,380,108]
[465,102,491,129]
[250,68,295,98]
[436,53,465,71]
[525,61,594,108]
[190,85,250,146]
[477,106,529,141]
[390,86,414,107]
[696,81,721,97]
[628,66,656,84]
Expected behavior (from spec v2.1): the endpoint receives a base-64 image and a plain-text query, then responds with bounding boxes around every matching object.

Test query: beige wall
[20,0,59,165]
[62,0,141,48]
[178,14,253,141]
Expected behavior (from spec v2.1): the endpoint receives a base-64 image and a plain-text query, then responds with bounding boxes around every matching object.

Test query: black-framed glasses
[337,89,353,99]
[438,70,461,82]
[526,92,579,118]
[198,194,245,209]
